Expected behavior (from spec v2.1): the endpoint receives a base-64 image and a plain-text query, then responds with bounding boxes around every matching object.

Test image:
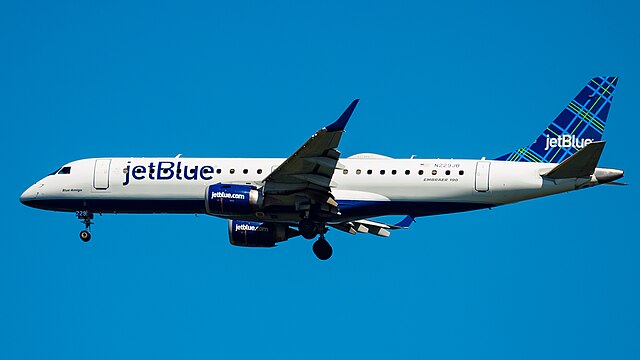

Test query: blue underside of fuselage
[20,198,495,219]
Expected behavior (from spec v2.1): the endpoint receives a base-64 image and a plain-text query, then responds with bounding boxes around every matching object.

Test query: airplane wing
[329,215,415,237]
[262,100,359,217]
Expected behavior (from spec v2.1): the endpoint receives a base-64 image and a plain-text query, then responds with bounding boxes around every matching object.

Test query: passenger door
[93,159,111,190]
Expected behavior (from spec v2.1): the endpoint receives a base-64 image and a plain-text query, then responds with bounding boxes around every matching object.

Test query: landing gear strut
[76,210,93,242]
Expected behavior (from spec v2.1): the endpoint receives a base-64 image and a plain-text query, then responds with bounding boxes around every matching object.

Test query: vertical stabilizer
[496,76,617,163]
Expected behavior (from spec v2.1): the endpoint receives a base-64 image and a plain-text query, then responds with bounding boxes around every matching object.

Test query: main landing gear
[298,219,318,240]
[76,210,93,242]
[298,219,333,260]
[312,234,333,261]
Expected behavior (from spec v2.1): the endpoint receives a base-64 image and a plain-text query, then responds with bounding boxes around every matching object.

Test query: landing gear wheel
[76,211,94,242]
[80,230,91,242]
[312,238,333,260]
[298,219,318,240]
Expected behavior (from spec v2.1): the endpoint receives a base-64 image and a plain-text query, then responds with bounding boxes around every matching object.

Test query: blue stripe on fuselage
[21,198,495,218]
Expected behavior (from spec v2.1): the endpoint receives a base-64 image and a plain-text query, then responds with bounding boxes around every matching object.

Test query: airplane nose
[20,184,39,206]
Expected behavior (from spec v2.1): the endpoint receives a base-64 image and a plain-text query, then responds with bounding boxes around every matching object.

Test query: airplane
[20,76,624,260]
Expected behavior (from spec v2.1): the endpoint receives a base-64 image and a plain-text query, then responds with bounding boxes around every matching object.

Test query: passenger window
[230,169,235,174]
[136,168,144,173]
[190,169,196,174]
[459,170,464,175]
[343,169,348,175]
[446,170,451,175]
[392,170,397,175]
[216,169,222,174]
[418,170,424,175]
[380,170,385,175]
[177,168,182,174]
[405,170,410,175]
[432,170,437,175]
[356,169,362,175]
[243,169,248,174]
[58,167,71,174]
[257,169,263,174]
[367,170,372,175]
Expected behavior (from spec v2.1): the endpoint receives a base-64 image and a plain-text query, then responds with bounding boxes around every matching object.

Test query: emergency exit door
[475,161,490,192]
[93,159,111,190]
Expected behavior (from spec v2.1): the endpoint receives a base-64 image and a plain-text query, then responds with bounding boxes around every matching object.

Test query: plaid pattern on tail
[495,76,617,163]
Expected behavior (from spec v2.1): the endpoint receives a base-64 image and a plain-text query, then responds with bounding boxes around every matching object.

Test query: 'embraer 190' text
[123,161,215,186]
[544,134,593,151]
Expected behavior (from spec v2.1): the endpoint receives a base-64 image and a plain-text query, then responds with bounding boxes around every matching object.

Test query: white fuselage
[20,155,597,223]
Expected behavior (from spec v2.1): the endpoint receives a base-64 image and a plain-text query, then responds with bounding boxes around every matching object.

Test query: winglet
[543,141,606,179]
[325,99,359,132]
[394,215,415,228]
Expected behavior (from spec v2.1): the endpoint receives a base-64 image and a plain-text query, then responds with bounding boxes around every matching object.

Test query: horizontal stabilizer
[543,141,605,179]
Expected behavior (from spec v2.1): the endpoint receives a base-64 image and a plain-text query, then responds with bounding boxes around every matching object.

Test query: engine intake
[228,220,299,247]
[205,183,263,215]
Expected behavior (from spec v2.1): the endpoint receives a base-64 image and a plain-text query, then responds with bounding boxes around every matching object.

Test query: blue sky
[2,0,639,359]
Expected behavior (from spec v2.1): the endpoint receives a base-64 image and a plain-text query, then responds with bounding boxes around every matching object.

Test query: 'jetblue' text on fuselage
[122,161,215,186]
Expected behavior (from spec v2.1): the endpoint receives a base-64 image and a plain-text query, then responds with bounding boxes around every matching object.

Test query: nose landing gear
[76,211,93,242]
[80,229,91,242]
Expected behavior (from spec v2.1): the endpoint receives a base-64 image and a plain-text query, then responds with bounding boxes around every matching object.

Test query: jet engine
[205,183,263,215]
[228,220,300,247]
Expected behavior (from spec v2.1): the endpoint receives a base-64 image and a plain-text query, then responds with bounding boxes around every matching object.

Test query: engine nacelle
[228,220,299,247]
[205,183,263,215]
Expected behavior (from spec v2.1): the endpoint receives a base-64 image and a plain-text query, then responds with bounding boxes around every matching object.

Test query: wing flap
[303,156,344,170]
[329,216,414,237]
[292,173,333,188]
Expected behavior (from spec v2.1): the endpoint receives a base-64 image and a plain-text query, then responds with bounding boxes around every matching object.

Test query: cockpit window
[49,166,71,175]
[49,167,62,176]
